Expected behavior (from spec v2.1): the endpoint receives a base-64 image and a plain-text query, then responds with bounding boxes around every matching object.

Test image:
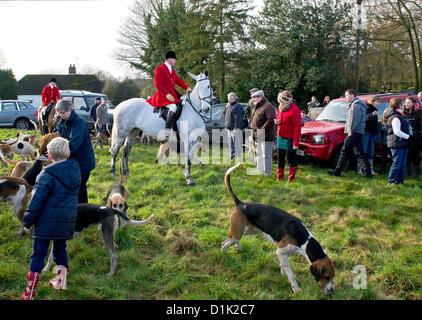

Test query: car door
[72,96,90,122]
[0,101,18,127]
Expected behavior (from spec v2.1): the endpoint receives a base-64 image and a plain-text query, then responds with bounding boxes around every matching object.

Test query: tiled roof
[18,74,103,95]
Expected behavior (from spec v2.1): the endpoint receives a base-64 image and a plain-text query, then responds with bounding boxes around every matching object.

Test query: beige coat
[96,104,108,128]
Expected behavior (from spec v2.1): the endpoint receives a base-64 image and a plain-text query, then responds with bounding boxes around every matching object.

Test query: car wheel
[15,118,31,130]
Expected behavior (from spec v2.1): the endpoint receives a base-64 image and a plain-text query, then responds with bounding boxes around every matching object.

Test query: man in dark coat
[225,92,244,160]
[90,96,101,123]
[56,99,96,203]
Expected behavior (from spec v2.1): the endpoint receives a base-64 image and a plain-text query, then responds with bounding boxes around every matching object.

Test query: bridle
[183,77,212,123]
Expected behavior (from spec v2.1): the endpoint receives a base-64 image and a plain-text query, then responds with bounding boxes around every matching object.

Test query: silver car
[0,100,38,130]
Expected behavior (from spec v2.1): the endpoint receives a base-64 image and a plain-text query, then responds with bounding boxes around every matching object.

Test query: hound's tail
[118,212,154,228]
[225,163,242,206]
[29,120,38,135]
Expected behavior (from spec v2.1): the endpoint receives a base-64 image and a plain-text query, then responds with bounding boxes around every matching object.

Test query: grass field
[0,128,421,300]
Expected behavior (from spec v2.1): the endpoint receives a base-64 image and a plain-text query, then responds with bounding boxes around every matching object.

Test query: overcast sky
[0,0,264,81]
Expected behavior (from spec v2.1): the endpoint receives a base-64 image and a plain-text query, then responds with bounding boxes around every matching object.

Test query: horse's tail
[110,119,118,152]
[225,163,242,207]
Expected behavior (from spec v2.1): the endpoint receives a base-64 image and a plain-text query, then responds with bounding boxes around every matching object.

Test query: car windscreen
[315,101,348,123]
[211,104,225,120]
[85,96,115,110]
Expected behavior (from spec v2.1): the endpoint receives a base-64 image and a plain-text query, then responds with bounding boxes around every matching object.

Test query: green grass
[0,128,421,300]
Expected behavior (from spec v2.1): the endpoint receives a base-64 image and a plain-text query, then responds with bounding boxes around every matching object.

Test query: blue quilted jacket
[56,110,95,174]
[23,159,81,240]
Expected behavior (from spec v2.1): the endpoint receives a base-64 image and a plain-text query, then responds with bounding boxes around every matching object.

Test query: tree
[361,0,422,92]
[102,78,142,105]
[189,0,253,98]
[385,0,422,91]
[0,69,18,100]
[248,0,353,107]
[117,0,192,79]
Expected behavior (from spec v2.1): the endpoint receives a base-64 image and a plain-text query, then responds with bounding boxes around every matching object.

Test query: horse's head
[188,70,211,113]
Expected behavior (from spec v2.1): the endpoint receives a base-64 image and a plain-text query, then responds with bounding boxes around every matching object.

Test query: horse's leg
[122,128,140,176]
[184,140,195,186]
[110,133,127,176]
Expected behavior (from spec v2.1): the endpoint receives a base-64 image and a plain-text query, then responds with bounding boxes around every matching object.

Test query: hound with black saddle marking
[221,164,335,295]
[43,203,154,277]
[0,177,32,234]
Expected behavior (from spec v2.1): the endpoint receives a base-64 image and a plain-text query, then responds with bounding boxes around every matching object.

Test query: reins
[182,77,212,124]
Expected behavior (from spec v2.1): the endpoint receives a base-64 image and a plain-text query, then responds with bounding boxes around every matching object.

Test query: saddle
[154,101,183,132]
[42,102,55,122]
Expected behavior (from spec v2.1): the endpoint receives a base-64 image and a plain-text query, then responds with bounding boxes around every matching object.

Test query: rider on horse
[146,51,192,137]
[41,78,60,125]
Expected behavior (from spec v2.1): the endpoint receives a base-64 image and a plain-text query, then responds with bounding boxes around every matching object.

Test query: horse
[37,102,60,135]
[109,71,212,185]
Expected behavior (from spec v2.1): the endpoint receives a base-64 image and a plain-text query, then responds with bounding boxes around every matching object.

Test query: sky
[0,0,264,82]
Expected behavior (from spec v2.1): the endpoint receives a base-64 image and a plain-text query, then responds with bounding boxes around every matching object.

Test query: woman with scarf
[274,91,301,182]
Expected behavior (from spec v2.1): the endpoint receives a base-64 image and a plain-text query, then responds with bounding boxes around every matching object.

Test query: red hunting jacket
[146,63,189,107]
[276,102,302,147]
[41,85,60,106]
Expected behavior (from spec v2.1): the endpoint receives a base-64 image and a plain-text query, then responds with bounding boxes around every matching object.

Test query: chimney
[69,64,76,74]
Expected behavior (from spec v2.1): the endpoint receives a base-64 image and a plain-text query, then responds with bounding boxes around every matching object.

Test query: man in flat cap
[90,97,101,124]
[251,89,276,176]
[245,88,259,124]
[147,50,192,137]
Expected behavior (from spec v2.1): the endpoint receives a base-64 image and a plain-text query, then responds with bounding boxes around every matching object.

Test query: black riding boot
[405,164,411,177]
[412,166,420,178]
[328,156,348,176]
[165,111,175,137]
[360,158,373,178]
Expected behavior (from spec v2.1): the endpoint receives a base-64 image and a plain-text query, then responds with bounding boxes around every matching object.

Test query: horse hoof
[186,179,195,186]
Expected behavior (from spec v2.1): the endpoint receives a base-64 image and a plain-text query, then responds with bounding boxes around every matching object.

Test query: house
[17,64,103,107]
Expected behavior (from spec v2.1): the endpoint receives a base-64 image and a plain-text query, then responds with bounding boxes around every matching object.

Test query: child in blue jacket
[21,137,81,300]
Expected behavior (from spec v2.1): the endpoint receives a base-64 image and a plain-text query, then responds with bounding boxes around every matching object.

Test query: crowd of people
[220,87,422,186]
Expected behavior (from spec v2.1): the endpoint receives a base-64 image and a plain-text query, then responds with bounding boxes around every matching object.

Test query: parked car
[0,100,38,130]
[205,103,249,143]
[298,92,422,164]
[59,90,114,131]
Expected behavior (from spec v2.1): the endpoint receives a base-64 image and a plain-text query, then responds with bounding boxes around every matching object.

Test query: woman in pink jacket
[274,91,302,182]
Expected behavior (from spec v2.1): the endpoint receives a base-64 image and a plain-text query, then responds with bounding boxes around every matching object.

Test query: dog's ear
[310,263,321,282]
[124,202,128,210]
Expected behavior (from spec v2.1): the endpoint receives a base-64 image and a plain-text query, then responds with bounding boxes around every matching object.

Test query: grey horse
[109,71,212,185]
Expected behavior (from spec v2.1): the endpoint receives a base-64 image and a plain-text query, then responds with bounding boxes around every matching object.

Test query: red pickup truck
[298,92,422,164]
